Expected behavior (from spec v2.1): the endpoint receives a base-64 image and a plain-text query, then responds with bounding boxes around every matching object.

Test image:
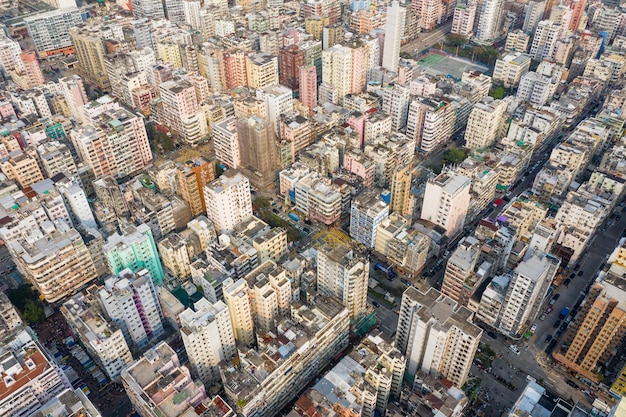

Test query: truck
[374,263,397,280]
[559,306,570,319]
[288,213,300,222]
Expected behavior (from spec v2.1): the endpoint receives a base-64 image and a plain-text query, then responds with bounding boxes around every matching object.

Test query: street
[401,21,452,56]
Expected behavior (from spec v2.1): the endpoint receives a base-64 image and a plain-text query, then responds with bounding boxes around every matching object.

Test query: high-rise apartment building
[451,2,477,37]
[279,45,305,91]
[350,188,389,247]
[244,260,291,331]
[99,268,165,350]
[441,236,482,306]
[203,170,252,233]
[213,117,241,169]
[71,103,153,178]
[158,233,191,278]
[0,332,71,417]
[223,278,255,346]
[103,224,165,286]
[382,83,411,131]
[498,252,560,336]
[159,79,207,144]
[421,171,471,237]
[0,35,23,75]
[492,52,531,88]
[396,287,482,387]
[246,53,279,89]
[464,97,507,149]
[237,116,278,184]
[56,179,97,230]
[317,244,369,322]
[121,342,210,417]
[299,65,317,116]
[25,8,83,58]
[383,1,406,72]
[413,0,444,31]
[9,227,97,302]
[475,0,504,43]
[523,0,546,34]
[19,51,44,87]
[61,293,133,380]
[406,97,455,153]
[179,297,237,383]
[176,157,215,217]
[130,0,165,20]
[37,141,76,178]
[322,44,353,104]
[69,25,109,89]
[554,276,626,383]
[256,85,293,136]
[529,20,560,61]
[0,151,44,188]
[390,164,414,217]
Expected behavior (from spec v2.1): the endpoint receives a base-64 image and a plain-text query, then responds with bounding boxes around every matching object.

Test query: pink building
[343,150,375,187]
[299,66,317,117]
[350,43,369,94]
[346,112,368,148]
[19,51,44,87]
[0,96,16,119]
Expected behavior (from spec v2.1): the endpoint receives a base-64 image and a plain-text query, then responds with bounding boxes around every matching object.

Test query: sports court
[417,51,489,80]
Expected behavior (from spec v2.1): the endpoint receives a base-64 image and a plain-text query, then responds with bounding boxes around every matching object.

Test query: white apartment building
[203,170,252,233]
[364,112,392,145]
[451,2,476,37]
[420,171,471,237]
[24,8,83,58]
[159,79,207,144]
[350,188,389,247]
[294,172,342,226]
[57,180,97,230]
[158,233,191,278]
[37,141,77,178]
[475,0,504,42]
[212,117,240,169]
[382,83,411,132]
[179,297,237,383]
[516,71,557,106]
[246,53,279,89]
[505,30,530,53]
[223,278,255,346]
[382,1,406,72]
[464,97,506,149]
[99,269,164,350]
[406,97,455,153]
[322,45,353,104]
[187,216,217,251]
[493,52,531,88]
[375,214,431,277]
[498,252,560,336]
[396,287,482,388]
[529,20,560,62]
[522,0,545,33]
[244,260,291,331]
[256,85,293,136]
[317,244,369,321]
[0,331,71,417]
[61,293,133,380]
[441,236,482,306]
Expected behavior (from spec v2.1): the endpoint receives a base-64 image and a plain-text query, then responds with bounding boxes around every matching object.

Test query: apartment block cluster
[0,0,625,413]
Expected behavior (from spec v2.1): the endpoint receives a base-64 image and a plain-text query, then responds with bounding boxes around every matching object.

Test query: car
[487,331,497,339]
[560,322,568,331]
[553,293,561,301]
[540,313,547,321]
[553,320,561,328]
[549,299,556,306]
[531,324,538,332]
[546,306,553,314]
[545,334,553,343]
[372,301,380,308]
[569,273,576,279]
[545,339,557,354]
[509,345,521,355]
[578,270,584,276]
[574,264,581,271]
[566,379,580,389]
[564,278,571,286]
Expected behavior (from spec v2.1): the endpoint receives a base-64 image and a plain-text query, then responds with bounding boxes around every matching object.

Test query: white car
[509,345,521,355]
[531,324,538,332]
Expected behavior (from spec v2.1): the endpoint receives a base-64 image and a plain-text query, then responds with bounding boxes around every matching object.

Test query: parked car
[566,379,580,389]
[509,345,521,355]
[487,331,497,339]
[372,301,380,308]
[563,278,571,286]
[553,320,561,328]
[531,324,538,332]
[545,334,553,343]
[553,293,561,301]
[540,313,547,321]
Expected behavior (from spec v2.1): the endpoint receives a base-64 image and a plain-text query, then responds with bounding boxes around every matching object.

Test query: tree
[253,196,271,209]
[22,300,45,324]
[7,284,38,311]
[400,51,412,59]
[442,148,468,165]
[446,34,467,47]
[492,86,505,99]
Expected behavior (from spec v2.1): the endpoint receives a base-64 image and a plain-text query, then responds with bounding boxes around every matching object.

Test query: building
[19,51,45,87]
[523,0,545,33]
[121,342,209,417]
[244,260,291,331]
[475,0,504,42]
[220,296,350,417]
[203,170,252,233]
[442,237,482,307]
[293,172,343,225]
[179,297,236,383]
[493,52,531,88]
[396,287,482,387]
[69,25,109,88]
[30,388,101,417]
[390,165,414,217]
[279,45,304,92]
[299,65,317,116]
[222,278,255,346]
[103,224,165,286]
[505,30,530,53]
[421,171,471,237]
[71,102,153,179]
[321,44,353,104]
[158,79,207,144]
[9,227,97,302]
[0,331,71,417]
[464,97,507,149]
[246,53,279,89]
[56,180,97,230]
[99,269,164,351]
[451,2,477,37]
[498,252,560,336]
[382,2,406,72]
[554,275,626,383]
[0,151,44,189]
[130,0,165,19]
[375,214,431,277]
[414,0,444,31]
[317,244,369,322]
[213,117,240,169]
[529,20,560,62]
[256,85,293,136]
[158,233,191,278]
[37,141,76,178]
[350,188,389,247]
[61,293,133,380]
[176,157,215,217]
[25,8,83,58]
[237,116,278,184]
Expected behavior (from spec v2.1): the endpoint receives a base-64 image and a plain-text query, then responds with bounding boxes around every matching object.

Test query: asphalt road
[401,21,453,56]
